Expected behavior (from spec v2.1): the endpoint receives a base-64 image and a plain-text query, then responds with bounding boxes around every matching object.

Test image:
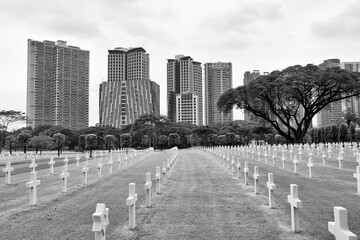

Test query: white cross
[244,162,249,185]
[108,156,113,174]
[287,184,302,232]
[307,157,314,178]
[97,160,103,179]
[48,157,55,175]
[63,157,69,171]
[29,158,37,172]
[117,155,122,169]
[264,152,268,163]
[328,206,357,240]
[92,203,109,240]
[82,162,89,185]
[126,183,138,230]
[337,155,343,169]
[237,159,241,179]
[75,154,80,168]
[353,166,360,195]
[322,152,327,165]
[3,161,14,184]
[267,173,276,208]
[293,155,298,173]
[162,162,167,186]
[144,172,152,208]
[155,166,161,194]
[26,171,41,206]
[253,166,260,195]
[281,156,286,169]
[59,166,69,193]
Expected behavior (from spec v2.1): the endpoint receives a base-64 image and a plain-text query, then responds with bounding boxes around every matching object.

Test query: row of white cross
[7,148,154,207]
[204,147,358,240]
[91,148,179,240]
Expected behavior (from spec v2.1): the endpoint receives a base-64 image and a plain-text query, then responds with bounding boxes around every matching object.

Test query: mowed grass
[208,145,360,239]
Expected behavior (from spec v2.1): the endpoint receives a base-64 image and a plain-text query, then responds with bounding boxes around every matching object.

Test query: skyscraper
[317,59,342,127]
[99,47,159,128]
[27,39,89,130]
[167,55,202,125]
[243,70,265,122]
[204,62,233,126]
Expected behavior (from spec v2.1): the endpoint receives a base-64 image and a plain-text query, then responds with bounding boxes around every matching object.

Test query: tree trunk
[9,143,12,155]
[24,146,26,154]
[57,146,60,157]
[90,149,93,158]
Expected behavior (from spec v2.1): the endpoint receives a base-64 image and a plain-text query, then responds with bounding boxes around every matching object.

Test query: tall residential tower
[167,55,202,125]
[27,39,89,130]
[99,47,160,128]
[204,62,233,126]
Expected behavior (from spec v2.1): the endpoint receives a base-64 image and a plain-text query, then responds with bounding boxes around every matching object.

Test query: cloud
[311,1,360,39]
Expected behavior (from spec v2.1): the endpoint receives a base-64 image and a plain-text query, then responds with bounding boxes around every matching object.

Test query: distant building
[317,59,342,127]
[341,61,360,118]
[26,39,89,130]
[167,55,202,125]
[204,62,233,126]
[99,47,160,128]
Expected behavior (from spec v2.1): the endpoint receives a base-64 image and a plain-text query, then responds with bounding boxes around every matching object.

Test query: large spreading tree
[217,64,360,143]
[0,110,24,153]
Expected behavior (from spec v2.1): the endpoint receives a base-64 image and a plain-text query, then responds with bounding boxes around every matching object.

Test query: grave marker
[92,203,109,240]
[353,166,360,195]
[63,157,69,171]
[322,152,327,165]
[144,173,152,208]
[75,154,80,168]
[3,161,14,184]
[237,159,241,178]
[162,162,167,185]
[267,173,276,208]
[126,183,138,230]
[108,156,113,174]
[293,155,298,173]
[328,206,357,240]
[97,160,103,179]
[253,166,260,195]
[48,157,55,175]
[82,162,89,185]
[26,171,41,206]
[29,158,37,172]
[307,157,314,178]
[59,166,69,193]
[287,184,302,232]
[244,162,249,185]
[337,155,343,169]
[155,166,161,194]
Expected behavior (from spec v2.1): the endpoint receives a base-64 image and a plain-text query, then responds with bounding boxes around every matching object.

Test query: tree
[28,135,54,155]
[338,123,348,142]
[349,122,356,142]
[218,64,360,143]
[330,125,339,143]
[168,133,180,148]
[120,134,132,148]
[218,135,227,145]
[78,135,86,152]
[53,133,65,157]
[0,110,24,153]
[5,135,17,155]
[225,132,236,146]
[104,135,116,152]
[17,132,32,153]
[325,125,332,143]
[85,134,98,157]
[340,108,360,127]
[141,135,150,147]
[157,135,168,149]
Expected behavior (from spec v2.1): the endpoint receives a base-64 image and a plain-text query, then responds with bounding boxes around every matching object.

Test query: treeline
[2,114,283,155]
[310,122,358,144]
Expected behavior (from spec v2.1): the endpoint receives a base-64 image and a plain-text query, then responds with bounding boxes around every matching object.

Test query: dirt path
[117,149,303,240]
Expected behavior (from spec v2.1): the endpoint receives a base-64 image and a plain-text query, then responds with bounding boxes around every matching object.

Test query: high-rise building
[99,47,159,128]
[26,39,89,130]
[341,61,360,117]
[243,70,265,122]
[167,55,202,125]
[317,59,342,127]
[204,62,233,126]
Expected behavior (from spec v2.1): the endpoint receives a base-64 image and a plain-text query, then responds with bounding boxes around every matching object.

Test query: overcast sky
[1,0,360,128]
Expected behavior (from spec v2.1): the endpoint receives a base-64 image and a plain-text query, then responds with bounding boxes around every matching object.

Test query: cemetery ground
[0,147,359,239]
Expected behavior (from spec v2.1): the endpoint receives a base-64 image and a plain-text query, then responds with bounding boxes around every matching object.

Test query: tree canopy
[217,64,360,143]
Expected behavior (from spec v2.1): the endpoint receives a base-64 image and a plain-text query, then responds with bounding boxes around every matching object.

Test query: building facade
[99,47,159,128]
[167,55,202,125]
[26,39,89,130]
[204,62,233,126]
[243,70,264,122]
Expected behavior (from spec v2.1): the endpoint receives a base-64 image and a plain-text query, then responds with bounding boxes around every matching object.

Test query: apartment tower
[204,62,233,126]
[99,47,159,127]
[167,55,202,125]
[26,39,89,130]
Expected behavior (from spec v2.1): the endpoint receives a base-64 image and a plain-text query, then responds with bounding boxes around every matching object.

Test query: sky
[1,0,360,129]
